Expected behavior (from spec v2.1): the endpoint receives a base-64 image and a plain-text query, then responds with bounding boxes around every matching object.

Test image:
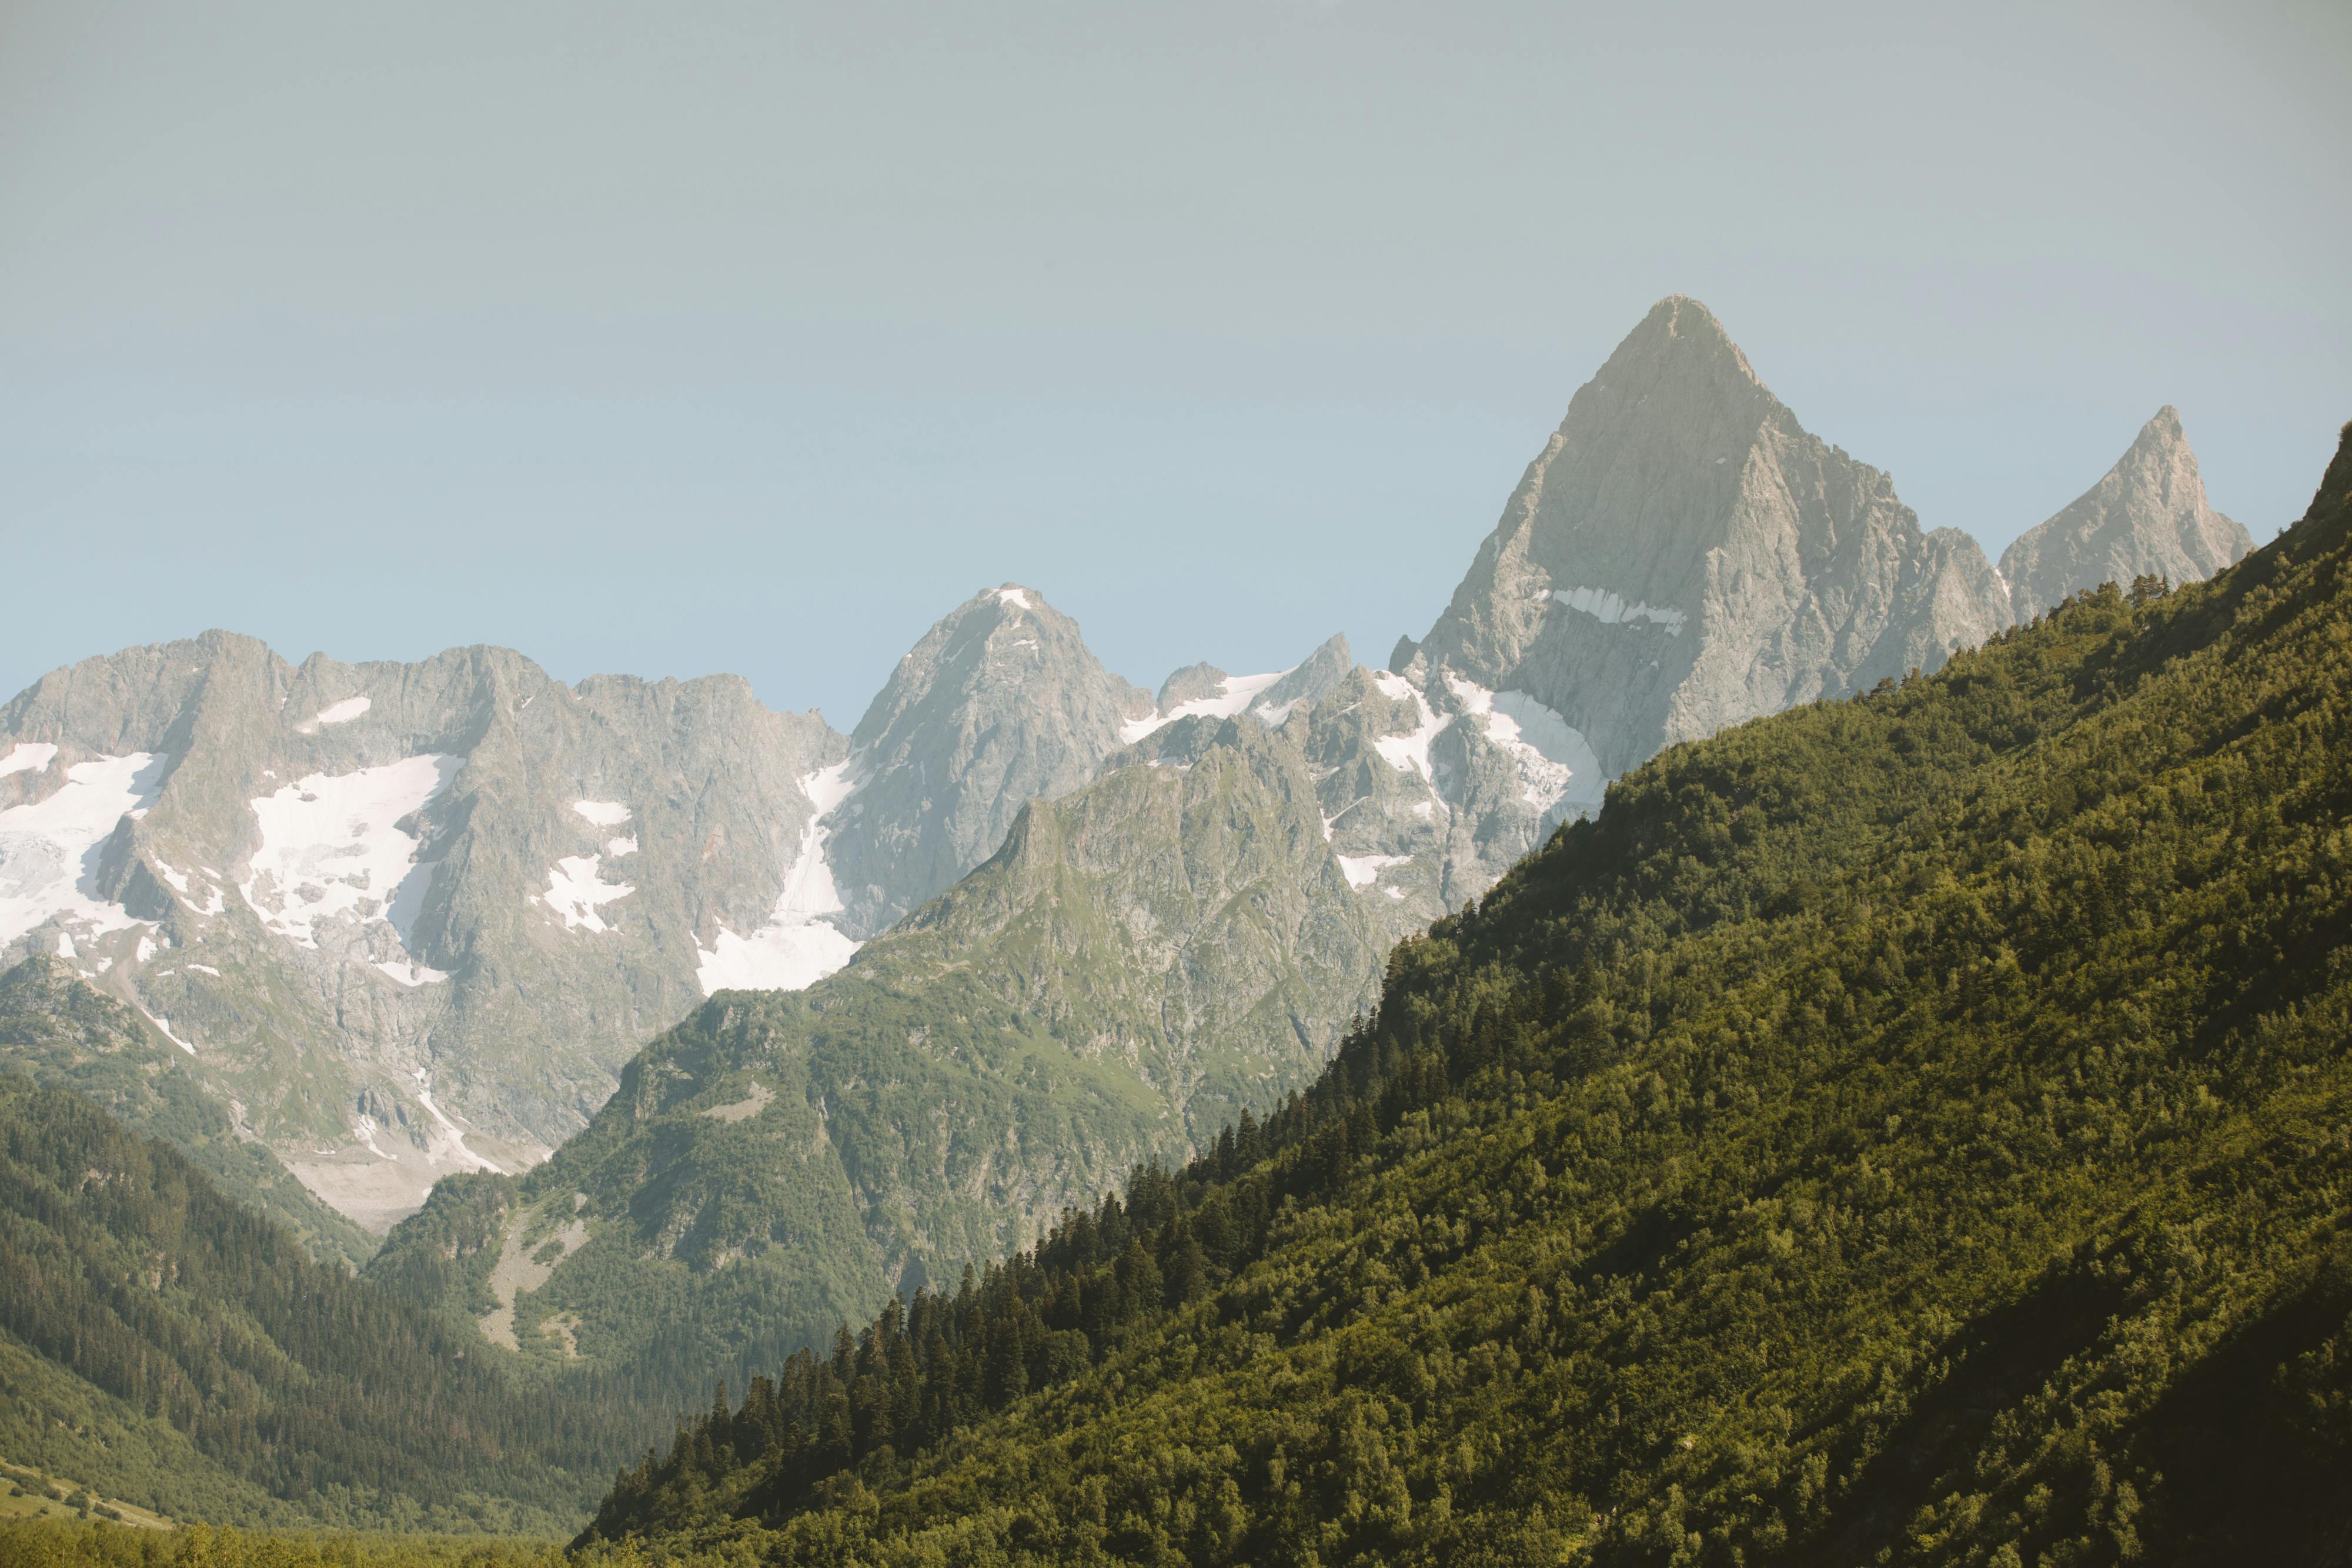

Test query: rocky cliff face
[0,633,843,1229]
[1997,406,2254,617]
[1411,296,2014,787]
[1323,296,2024,913]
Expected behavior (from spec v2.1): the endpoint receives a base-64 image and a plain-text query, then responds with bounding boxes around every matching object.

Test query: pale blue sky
[4,1,2347,725]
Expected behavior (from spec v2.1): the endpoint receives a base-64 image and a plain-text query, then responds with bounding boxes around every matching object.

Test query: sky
[3,0,2347,726]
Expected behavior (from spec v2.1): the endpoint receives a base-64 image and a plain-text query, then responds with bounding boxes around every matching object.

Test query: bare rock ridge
[1997,405,2254,618]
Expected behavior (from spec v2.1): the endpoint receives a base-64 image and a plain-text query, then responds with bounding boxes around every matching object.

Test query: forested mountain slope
[0,1075,639,1534]
[583,423,2352,1566]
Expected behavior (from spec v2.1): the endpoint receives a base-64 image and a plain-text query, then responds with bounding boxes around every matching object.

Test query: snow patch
[140,1009,197,1055]
[0,742,58,780]
[1444,675,1607,815]
[1369,674,1451,783]
[353,1114,395,1161]
[375,959,451,987]
[543,854,634,934]
[0,752,168,947]
[240,755,460,952]
[572,800,631,827]
[1121,668,1293,744]
[187,963,221,977]
[412,1068,506,1174]
[695,760,861,994]
[1337,852,1411,890]
[1552,586,1687,634]
[604,835,638,857]
[801,757,860,815]
[156,862,192,894]
[994,587,1034,610]
[313,696,373,726]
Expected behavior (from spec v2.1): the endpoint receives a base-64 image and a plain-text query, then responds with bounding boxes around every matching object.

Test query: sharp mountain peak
[1997,404,2252,619]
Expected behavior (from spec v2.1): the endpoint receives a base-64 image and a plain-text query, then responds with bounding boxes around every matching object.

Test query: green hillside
[0,959,376,1273]
[0,1074,643,1534]
[365,715,1387,1407]
[577,426,2352,1566]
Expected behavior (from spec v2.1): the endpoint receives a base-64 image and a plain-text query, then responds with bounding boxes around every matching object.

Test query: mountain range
[0,298,2259,1420]
[571,413,2352,1568]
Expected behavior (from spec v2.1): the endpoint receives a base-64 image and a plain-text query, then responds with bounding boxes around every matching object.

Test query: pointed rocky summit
[1997,406,2253,618]
[821,586,1154,938]
[1412,295,2011,777]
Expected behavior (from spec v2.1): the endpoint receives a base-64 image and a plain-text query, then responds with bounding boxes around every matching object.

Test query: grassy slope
[604,425,2352,1566]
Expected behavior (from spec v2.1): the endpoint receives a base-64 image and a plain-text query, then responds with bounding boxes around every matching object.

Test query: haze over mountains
[0,297,2253,1282]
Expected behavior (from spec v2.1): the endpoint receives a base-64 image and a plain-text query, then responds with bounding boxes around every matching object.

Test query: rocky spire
[1997,407,2253,618]
[1415,295,2009,777]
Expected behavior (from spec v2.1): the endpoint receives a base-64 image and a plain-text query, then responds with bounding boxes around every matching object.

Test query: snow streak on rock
[695,760,861,994]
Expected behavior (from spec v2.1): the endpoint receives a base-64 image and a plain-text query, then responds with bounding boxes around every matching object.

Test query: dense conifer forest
[0,1519,565,1568]
[0,1077,640,1534]
[567,427,2352,1565]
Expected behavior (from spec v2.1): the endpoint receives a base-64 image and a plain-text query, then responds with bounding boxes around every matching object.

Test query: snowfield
[240,755,460,951]
[0,751,169,947]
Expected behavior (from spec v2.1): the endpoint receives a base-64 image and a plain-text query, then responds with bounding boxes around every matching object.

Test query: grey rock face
[1997,406,2254,617]
[0,631,842,1232]
[1415,299,2010,775]
[1299,296,2036,917]
[1414,293,2013,781]
[823,586,1154,940]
